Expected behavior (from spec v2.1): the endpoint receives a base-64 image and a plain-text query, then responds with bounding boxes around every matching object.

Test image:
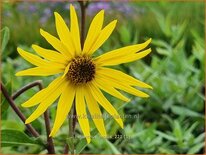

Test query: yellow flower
[16,4,152,143]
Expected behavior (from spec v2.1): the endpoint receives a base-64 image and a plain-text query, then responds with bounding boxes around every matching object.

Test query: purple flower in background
[88,2,111,14]
[28,5,36,13]
[17,3,26,11]
[17,2,36,13]
[4,11,12,17]
[87,2,136,17]
[40,8,52,25]
[114,3,134,14]
[43,8,52,17]
[64,3,79,10]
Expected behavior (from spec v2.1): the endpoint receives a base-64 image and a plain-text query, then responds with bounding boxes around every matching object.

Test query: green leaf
[1,129,39,147]
[173,120,183,144]
[152,39,170,49]
[1,120,25,131]
[155,130,176,142]
[75,128,98,154]
[156,47,171,56]
[105,139,121,154]
[171,105,204,118]
[119,25,131,44]
[171,21,187,47]
[1,27,10,53]
[187,142,204,154]
[194,133,205,144]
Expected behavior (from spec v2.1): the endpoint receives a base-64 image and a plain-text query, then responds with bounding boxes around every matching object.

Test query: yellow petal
[17,47,47,66]
[88,20,117,55]
[84,87,107,137]
[97,74,149,98]
[96,48,151,66]
[88,82,123,128]
[112,48,152,65]
[95,38,152,65]
[21,89,47,107]
[16,67,64,76]
[94,77,130,102]
[70,4,81,55]
[83,10,104,54]
[50,82,75,136]
[76,87,91,143]
[25,78,68,124]
[97,67,152,89]
[40,29,71,59]
[32,44,68,64]
[54,12,75,56]
[61,63,70,79]
[22,77,65,107]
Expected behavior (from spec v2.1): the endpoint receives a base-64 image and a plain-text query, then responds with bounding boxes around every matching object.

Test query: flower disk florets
[67,56,95,84]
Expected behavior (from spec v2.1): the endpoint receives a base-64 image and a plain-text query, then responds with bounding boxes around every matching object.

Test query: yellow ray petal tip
[31,44,36,49]
[70,4,74,9]
[113,20,118,25]
[54,12,61,19]
[54,11,58,16]
[40,28,45,35]
[86,137,91,144]
[120,121,124,129]
[99,10,104,15]
[147,38,152,43]
[15,72,21,76]
[21,102,30,108]
[17,47,21,52]
[148,85,153,89]
[126,98,131,102]
[49,132,53,137]
[143,93,150,98]
[25,119,30,124]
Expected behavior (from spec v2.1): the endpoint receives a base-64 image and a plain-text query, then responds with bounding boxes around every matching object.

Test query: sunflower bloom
[16,5,152,143]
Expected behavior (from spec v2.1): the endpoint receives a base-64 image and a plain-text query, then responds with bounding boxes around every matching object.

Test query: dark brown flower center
[67,56,95,85]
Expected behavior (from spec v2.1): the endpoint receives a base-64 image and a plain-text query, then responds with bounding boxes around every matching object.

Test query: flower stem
[43,110,55,154]
[0,83,39,137]
[79,1,87,48]
[12,80,42,100]
[37,83,55,154]
[69,106,75,154]
[64,102,75,154]
[3,81,55,154]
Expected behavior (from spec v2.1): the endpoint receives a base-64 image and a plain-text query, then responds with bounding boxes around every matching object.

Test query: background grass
[1,1,205,154]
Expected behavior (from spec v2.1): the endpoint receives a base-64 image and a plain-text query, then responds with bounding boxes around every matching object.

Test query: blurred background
[1,1,205,154]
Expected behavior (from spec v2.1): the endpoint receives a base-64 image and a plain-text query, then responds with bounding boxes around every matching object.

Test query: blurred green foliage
[1,1,205,154]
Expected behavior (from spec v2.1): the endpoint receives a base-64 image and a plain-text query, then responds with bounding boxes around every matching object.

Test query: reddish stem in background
[79,0,86,48]
[1,81,55,154]
[1,83,39,137]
